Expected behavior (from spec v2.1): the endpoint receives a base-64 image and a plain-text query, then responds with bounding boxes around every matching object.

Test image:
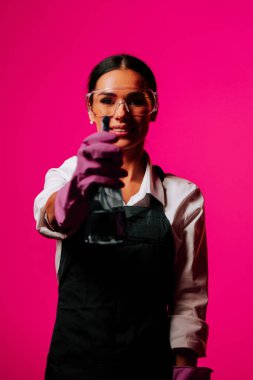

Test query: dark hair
[88,54,157,92]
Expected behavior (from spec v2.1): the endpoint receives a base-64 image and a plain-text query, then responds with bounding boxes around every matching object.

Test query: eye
[100,97,115,105]
[127,94,147,106]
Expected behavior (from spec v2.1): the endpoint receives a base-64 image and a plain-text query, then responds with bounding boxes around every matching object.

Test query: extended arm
[34,131,127,237]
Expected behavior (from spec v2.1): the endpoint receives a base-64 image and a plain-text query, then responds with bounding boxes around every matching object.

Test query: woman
[34,54,212,379]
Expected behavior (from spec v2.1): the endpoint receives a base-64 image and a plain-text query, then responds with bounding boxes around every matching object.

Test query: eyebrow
[97,92,116,96]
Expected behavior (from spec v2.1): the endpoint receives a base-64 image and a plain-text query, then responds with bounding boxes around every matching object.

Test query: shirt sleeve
[33,156,77,239]
[169,185,209,358]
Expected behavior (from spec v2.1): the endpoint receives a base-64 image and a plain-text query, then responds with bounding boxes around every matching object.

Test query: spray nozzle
[102,116,110,132]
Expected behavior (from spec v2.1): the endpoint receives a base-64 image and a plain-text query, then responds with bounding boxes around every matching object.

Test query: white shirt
[34,154,209,358]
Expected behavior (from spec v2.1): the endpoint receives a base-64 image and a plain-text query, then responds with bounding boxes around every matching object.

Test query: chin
[116,138,145,152]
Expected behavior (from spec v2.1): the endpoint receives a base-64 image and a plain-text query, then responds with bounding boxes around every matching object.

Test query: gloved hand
[54,131,127,233]
[173,366,213,380]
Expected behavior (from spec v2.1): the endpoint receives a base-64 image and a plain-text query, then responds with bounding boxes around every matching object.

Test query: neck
[121,145,147,183]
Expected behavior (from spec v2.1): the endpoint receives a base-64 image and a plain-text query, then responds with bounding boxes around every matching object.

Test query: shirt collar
[103,152,165,207]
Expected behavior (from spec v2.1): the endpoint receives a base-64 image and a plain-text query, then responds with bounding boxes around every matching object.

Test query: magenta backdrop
[1,1,253,379]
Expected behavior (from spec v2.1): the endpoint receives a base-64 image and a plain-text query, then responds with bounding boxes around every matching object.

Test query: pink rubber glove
[173,367,213,380]
[54,131,127,233]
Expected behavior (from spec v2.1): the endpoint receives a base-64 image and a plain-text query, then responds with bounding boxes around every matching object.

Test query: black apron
[45,173,175,380]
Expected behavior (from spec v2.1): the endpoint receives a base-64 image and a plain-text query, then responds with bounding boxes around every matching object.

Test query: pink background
[1,1,253,379]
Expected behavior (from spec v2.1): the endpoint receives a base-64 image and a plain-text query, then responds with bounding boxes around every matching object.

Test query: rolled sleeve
[169,186,209,357]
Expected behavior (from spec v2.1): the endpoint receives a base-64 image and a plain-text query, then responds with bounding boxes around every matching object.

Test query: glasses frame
[86,87,158,117]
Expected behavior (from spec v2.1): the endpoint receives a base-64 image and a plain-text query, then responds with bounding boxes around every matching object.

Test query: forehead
[95,69,147,90]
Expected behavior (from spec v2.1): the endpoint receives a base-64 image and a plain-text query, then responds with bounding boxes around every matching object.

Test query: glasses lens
[88,89,156,117]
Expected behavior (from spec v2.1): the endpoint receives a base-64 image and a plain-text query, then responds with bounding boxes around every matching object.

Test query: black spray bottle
[84,116,127,244]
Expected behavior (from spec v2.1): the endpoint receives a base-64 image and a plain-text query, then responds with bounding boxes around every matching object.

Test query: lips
[109,124,134,134]
[110,124,128,132]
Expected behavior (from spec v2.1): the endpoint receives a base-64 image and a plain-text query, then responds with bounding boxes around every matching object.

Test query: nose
[114,100,130,118]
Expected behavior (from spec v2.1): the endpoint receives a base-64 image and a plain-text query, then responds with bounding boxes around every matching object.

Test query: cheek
[94,118,103,131]
[139,119,150,135]
[131,115,149,127]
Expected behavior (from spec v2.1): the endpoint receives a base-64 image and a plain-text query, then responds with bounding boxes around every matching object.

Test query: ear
[88,110,95,124]
[149,110,158,122]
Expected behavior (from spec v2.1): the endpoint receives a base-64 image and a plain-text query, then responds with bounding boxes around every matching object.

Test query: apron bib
[45,176,175,380]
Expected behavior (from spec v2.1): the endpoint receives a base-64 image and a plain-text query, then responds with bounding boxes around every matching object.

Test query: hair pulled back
[88,54,157,92]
